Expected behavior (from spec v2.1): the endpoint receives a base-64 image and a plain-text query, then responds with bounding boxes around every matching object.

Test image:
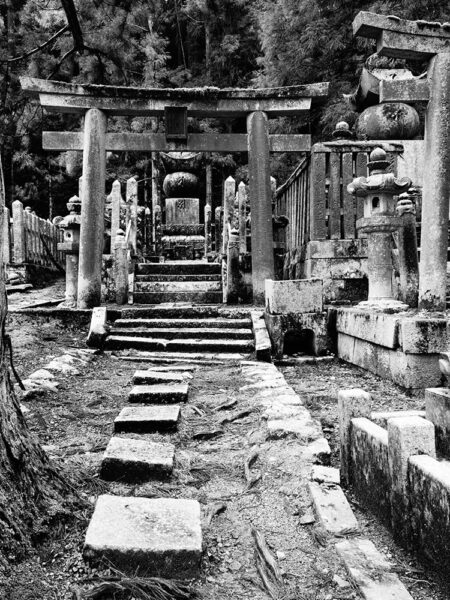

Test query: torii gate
[21,77,328,308]
[353,12,450,311]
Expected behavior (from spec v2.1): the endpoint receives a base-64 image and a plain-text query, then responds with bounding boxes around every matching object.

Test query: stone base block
[114,405,181,433]
[84,495,202,577]
[100,437,175,481]
[264,312,330,359]
[425,388,450,456]
[265,278,323,314]
[132,370,186,385]
[308,481,358,535]
[128,383,189,403]
[338,332,441,389]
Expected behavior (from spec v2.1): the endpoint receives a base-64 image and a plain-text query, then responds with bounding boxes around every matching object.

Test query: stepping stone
[83,495,202,577]
[128,383,188,403]
[100,437,175,481]
[114,405,181,433]
[132,370,186,385]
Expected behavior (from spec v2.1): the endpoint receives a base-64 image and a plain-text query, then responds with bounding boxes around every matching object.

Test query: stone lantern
[58,195,81,307]
[347,147,411,307]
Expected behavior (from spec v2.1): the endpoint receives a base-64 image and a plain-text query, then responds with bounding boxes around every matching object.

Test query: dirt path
[1,315,449,600]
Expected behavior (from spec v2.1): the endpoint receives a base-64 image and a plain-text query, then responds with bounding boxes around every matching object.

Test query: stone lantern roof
[347,148,411,198]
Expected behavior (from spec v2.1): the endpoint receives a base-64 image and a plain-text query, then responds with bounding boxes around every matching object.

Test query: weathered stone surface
[100,437,175,481]
[408,454,450,570]
[425,388,450,456]
[83,495,202,577]
[399,318,449,354]
[111,327,253,340]
[310,465,340,485]
[338,332,442,389]
[351,417,390,524]
[388,416,435,538]
[336,538,413,600]
[114,405,180,433]
[107,336,253,354]
[303,437,331,465]
[308,481,358,535]
[265,278,323,314]
[251,311,272,362]
[264,311,330,359]
[128,383,188,404]
[87,306,108,348]
[306,239,367,260]
[114,317,251,329]
[338,389,371,486]
[132,370,185,385]
[336,308,399,349]
[267,415,322,441]
[370,409,425,428]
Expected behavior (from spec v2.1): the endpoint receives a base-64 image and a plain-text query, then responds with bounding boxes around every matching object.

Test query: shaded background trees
[2,0,450,217]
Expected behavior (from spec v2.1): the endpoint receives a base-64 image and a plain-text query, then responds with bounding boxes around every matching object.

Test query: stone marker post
[204,204,211,256]
[2,207,10,266]
[12,200,26,265]
[77,108,107,308]
[214,207,222,253]
[110,180,122,249]
[338,389,371,486]
[353,12,450,310]
[114,229,128,305]
[247,111,275,304]
[238,181,247,255]
[396,192,419,307]
[226,231,240,304]
[222,177,236,301]
[127,177,138,255]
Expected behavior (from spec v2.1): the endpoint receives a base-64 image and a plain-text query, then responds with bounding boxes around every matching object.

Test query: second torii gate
[21,78,329,307]
[353,12,450,311]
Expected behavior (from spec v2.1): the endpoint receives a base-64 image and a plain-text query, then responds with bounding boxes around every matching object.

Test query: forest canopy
[1,0,450,216]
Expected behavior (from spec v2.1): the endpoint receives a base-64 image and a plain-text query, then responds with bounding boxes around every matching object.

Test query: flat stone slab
[308,482,358,535]
[267,415,322,441]
[311,465,340,485]
[335,538,413,600]
[101,437,175,481]
[115,405,181,433]
[83,495,202,577]
[371,409,426,428]
[128,383,188,404]
[132,370,186,385]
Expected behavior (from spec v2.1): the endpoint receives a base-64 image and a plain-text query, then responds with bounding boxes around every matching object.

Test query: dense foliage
[1,0,450,215]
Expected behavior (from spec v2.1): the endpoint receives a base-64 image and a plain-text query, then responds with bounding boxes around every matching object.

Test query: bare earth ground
[1,279,450,600]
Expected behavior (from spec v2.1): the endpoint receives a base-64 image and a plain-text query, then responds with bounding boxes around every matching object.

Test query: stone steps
[132,370,187,384]
[136,274,222,282]
[83,495,202,577]
[121,306,250,319]
[100,437,175,481]
[136,261,220,276]
[133,291,223,304]
[135,280,222,293]
[114,317,252,329]
[110,327,254,340]
[114,404,181,433]
[128,383,189,403]
[106,335,254,353]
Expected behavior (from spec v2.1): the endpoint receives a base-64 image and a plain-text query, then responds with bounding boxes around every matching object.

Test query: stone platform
[84,495,202,577]
[336,306,449,389]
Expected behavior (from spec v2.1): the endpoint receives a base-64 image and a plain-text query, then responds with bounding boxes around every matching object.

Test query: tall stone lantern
[347,147,411,307]
[58,195,81,307]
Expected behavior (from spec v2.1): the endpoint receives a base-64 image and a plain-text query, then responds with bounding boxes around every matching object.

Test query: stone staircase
[105,306,255,355]
[84,365,203,577]
[133,261,222,304]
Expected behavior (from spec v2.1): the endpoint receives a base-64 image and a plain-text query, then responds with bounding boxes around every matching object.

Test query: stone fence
[339,385,450,570]
[6,201,64,270]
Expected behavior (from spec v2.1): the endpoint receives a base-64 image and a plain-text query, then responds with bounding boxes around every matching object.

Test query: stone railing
[339,383,450,570]
[7,200,64,269]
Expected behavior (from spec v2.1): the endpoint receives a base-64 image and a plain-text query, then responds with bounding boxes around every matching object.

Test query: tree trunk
[0,157,73,567]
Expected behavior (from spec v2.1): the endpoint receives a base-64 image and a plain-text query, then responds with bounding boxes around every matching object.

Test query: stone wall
[340,388,450,570]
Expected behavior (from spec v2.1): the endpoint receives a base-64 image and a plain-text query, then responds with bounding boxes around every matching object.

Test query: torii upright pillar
[353,12,450,311]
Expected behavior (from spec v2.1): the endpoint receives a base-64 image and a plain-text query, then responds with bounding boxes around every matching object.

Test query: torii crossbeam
[354,12,450,311]
[21,77,329,307]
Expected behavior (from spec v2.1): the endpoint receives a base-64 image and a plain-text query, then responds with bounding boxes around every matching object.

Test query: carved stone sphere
[163,171,199,197]
[355,103,420,140]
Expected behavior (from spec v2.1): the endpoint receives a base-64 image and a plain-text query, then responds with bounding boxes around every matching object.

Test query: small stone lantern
[58,195,81,307]
[347,147,411,307]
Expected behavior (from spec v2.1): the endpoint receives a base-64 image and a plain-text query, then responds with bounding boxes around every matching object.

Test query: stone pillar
[214,207,222,253]
[419,53,450,310]
[366,224,398,301]
[77,108,107,308]
[65,255,79,307]
[222,176,235,256]
[204,204,211,256]
[226,231,240,304]
[388,416,435,542]
[337,389,371,487]
[247,111,275,304]
[12,200,26,264]
[396,194,419,308]
[154,205,162,255]
[114,229,128,305]
[110,179,122,248]
[127,177,138,255]
[238,181,247,255]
